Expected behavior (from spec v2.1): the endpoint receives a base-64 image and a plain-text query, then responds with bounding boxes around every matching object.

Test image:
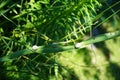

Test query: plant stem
[78,29,120,48]
[0,30,120,62]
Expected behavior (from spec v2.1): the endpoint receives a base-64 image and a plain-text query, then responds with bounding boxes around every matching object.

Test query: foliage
[0,0,120,80]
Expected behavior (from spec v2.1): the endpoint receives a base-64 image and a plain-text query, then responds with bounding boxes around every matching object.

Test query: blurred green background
[0,0,120,80]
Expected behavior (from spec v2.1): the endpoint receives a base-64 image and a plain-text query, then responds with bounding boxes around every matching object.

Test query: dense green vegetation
[0,0,120,80]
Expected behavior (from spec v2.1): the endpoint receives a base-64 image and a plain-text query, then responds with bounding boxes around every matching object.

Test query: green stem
[77,29,120,48]
[0,30,120,62]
